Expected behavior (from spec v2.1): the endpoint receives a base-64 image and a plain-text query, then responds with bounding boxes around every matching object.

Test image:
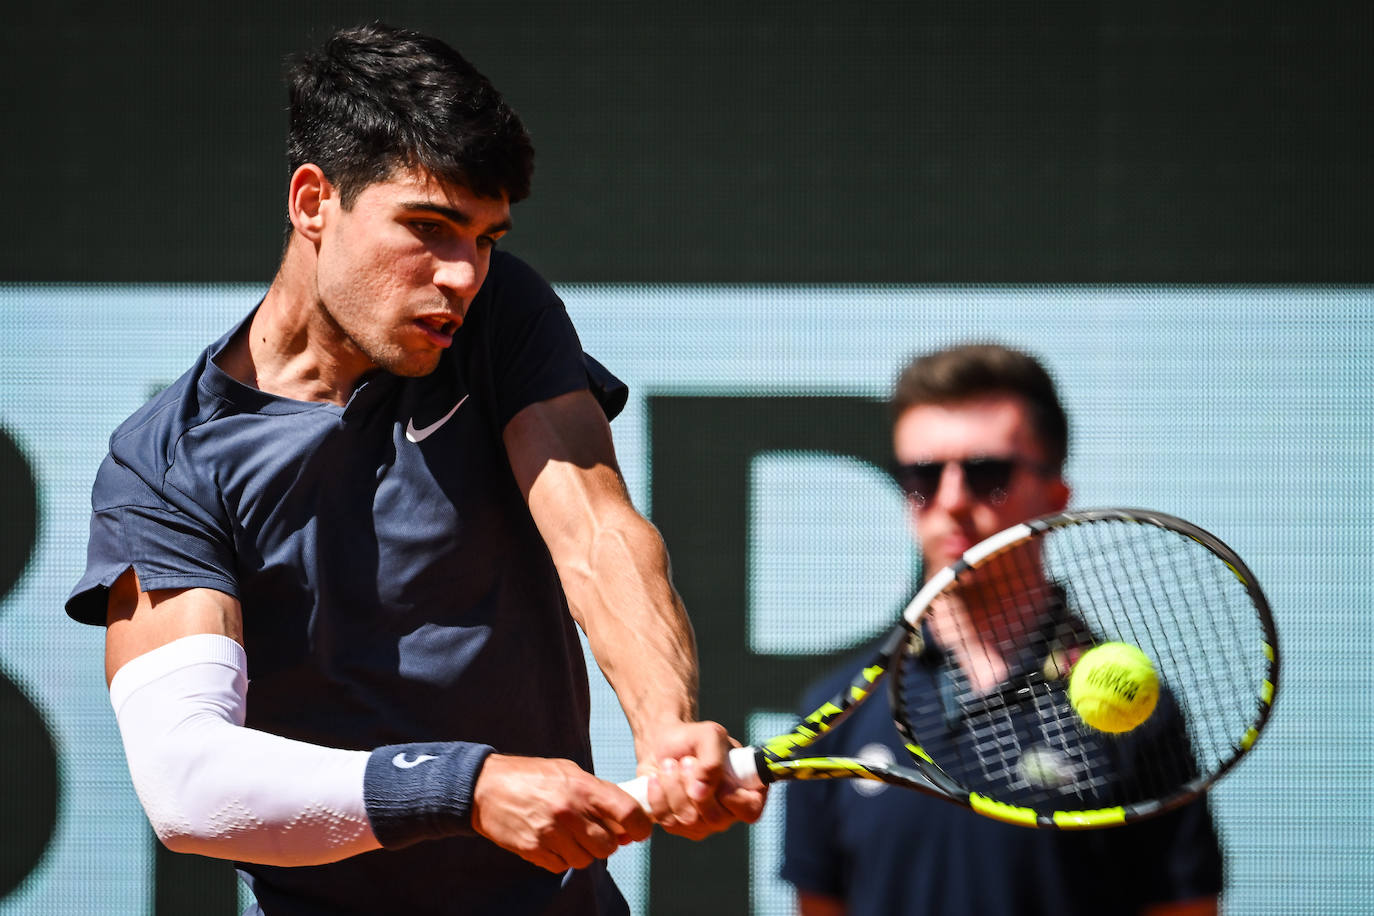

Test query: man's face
[893,394,1069,577]
[312,166,511,378]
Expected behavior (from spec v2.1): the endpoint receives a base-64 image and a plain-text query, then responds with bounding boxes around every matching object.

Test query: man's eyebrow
[398,201,512,235]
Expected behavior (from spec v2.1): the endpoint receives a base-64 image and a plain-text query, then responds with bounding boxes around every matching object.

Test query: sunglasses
[891,456,1051,507]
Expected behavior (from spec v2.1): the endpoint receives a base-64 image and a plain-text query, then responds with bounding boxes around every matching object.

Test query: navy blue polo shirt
[781,628,1223,916]
[68,251,629,915]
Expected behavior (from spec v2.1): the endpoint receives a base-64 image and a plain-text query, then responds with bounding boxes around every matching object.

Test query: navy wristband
[363,742,495,848]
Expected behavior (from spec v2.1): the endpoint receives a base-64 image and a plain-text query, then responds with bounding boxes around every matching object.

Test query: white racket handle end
[727,745,763,787]
[619,746,763,810]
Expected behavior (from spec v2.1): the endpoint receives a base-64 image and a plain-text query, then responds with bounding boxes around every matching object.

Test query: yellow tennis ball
[1068,642,1159,733]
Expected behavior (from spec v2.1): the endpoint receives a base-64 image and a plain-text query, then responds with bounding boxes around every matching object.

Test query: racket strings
[1043,524,1197,800]
[954,540,1068,799]
[892,515,1273,815]
[1047,521,1267,785]
[1058,522,1197,794]
[894,548,1100,805]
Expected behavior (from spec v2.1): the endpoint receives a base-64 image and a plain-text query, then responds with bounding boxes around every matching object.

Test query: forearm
[558,501,701,755]
[111,633,492,866]
[504,391,766,833]
[556,507,770,836]
[503,390,701,749]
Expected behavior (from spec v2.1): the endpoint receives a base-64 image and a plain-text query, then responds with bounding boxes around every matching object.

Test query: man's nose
[931,462,972,509]
[434,250,482,300]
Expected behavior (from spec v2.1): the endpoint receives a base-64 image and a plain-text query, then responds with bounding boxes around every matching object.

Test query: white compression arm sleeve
[109,633,381,866]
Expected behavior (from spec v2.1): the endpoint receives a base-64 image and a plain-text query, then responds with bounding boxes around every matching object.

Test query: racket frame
[738,507,1280,829]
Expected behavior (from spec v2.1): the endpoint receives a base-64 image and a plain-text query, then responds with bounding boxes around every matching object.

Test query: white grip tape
[618,746,762,811]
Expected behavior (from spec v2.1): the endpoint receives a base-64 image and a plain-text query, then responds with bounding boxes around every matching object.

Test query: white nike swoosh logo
[405,395,468,443]
[392,753,439,769]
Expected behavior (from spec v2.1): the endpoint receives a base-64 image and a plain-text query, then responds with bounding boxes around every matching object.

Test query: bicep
[502,389,637,542]
[105,566,243,684]
[502,390,681,652]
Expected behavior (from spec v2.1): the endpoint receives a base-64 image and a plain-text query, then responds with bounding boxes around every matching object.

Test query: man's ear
[287,164,332,242]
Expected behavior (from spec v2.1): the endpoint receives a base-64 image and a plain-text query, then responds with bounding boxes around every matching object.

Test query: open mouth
[415,315,460,345]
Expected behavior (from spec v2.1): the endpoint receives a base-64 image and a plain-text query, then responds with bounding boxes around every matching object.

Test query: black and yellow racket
[625,508,1278,829]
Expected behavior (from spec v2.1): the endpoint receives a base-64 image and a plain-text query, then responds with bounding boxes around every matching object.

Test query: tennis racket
[623,507,1278,829]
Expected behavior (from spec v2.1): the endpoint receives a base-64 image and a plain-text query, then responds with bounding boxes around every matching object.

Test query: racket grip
[618,746,763,810]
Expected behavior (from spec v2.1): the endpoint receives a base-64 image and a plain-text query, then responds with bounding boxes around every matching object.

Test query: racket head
[886,507,1279,828]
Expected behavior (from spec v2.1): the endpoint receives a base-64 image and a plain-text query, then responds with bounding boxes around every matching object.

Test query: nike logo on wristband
[392,753,439,769]
[405,395,468,443]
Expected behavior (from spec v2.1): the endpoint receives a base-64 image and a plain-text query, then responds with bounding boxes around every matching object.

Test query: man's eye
[411,221,442,235]
[477,235,499,249]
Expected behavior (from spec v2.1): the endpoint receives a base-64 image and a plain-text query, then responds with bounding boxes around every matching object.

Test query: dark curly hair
[286,22,534,207]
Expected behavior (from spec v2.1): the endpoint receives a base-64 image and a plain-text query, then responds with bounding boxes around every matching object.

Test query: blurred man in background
[780,342,1222,915]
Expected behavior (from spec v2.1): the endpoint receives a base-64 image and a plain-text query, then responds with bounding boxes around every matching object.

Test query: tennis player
[780,343,1222,915]
[66,22,762,915]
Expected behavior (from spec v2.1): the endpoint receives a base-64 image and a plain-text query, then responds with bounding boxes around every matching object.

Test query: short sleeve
[582,352,628,421]
[478,252,590,429]
[65,451,238,625]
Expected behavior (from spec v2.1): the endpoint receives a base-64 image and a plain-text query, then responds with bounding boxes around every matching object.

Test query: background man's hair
[286,22,534,206]
[891,342,1070,470]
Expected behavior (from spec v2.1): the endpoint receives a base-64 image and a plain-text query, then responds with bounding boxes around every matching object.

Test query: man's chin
[383,352,444,378]
[932,539,973,566]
